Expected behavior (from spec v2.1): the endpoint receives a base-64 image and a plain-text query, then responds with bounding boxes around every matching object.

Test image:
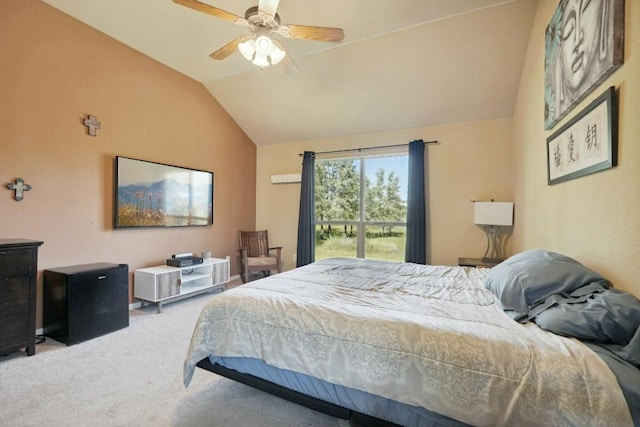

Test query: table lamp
[473,201,514,262]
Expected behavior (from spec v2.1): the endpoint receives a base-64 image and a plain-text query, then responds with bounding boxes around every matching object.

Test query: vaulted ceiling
[41,0,538,145]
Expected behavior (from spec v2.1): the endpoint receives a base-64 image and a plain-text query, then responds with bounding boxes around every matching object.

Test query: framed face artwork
[544,0,624,130]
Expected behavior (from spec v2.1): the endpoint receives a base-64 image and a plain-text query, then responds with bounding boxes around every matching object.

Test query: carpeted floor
[0,289,348,427]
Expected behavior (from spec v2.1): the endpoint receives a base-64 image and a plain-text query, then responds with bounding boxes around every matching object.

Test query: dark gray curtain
[405,140,427,264]
[296,151,315,267]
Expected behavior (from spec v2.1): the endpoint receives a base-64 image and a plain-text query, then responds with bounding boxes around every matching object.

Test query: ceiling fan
[173,0,345,72]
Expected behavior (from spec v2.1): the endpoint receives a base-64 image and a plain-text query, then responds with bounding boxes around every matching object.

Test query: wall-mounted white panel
[271,174,302,184]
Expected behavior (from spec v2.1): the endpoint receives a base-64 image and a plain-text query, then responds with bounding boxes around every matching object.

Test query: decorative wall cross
[83,114,101,136]
[7,178,32,201]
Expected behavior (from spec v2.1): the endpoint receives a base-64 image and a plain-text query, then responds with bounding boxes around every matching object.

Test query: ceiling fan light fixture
[252,54,270,67]
[269,40,286,65]
[254,35,274,55]
[238,39,256,61]
[240,35,286,67]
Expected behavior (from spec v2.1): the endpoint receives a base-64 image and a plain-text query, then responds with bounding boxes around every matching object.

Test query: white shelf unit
[134,257,230,313]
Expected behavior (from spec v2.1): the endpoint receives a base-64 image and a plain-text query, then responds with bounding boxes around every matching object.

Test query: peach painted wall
[512,0,640,298]
[0,0,257,327]
[256,118,514,271]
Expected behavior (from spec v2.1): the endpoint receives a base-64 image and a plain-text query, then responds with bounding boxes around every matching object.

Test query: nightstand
[458,257,501,268]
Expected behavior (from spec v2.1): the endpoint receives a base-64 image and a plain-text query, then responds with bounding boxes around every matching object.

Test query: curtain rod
[298,140,439,156]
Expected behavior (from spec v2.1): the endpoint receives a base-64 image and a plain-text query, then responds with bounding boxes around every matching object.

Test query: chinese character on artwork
[554,143,562,168]
[585,123,597,150]
[568,133,577,163]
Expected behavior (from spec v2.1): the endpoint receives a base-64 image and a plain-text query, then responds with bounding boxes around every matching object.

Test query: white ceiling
[41,0,538,146]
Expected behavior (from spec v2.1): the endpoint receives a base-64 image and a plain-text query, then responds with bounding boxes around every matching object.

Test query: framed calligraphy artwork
[547,86,617,185]
[544,0,624,130]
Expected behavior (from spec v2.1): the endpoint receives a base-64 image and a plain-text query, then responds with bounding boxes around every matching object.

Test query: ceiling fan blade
[209,35,252,60]
[279,25,344,42]
[281,53,299,76]
[172,0,247,26]
[271,39,298,75]
[258,0,280,20]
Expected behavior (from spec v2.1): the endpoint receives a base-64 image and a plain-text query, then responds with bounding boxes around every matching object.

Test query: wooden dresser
[0,239,44,356]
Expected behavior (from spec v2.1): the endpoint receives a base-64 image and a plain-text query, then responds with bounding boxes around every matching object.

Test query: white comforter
[184,258,632,427]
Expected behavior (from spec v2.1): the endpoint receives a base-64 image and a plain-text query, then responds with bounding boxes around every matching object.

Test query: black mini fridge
[43,263,129,345]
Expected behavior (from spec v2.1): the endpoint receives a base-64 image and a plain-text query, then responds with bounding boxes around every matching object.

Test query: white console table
[134,257,230,313]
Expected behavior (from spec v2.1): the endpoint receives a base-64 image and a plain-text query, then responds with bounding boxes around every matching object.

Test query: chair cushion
[247,256,278,267]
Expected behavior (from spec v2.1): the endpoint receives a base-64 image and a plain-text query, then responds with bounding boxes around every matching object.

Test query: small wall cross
[83,115,101,136]
[7,178,32,201]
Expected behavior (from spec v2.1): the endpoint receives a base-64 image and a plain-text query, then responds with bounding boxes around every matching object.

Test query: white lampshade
[252,53,269,67]
[474,202,514,226]
[269,40,286,65]
[238,39,256,61]
[254,35,273,56]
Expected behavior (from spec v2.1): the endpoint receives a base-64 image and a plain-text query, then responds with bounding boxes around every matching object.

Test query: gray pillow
[485,249,610,316]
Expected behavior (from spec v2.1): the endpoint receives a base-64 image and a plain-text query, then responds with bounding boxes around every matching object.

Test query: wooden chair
[238,230,282,283]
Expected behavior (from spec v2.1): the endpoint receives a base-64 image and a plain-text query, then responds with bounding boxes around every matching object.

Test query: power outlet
[292,254,297,262]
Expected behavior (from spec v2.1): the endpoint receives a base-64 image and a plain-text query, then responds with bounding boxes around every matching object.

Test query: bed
[183,252,640,426]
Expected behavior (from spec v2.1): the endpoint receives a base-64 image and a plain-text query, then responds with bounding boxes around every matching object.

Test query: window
[315,155,408,262]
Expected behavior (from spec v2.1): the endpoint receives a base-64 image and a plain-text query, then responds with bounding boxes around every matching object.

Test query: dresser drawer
[0,277,30,314]
[0,249,32,278]
[0,310,29,349]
